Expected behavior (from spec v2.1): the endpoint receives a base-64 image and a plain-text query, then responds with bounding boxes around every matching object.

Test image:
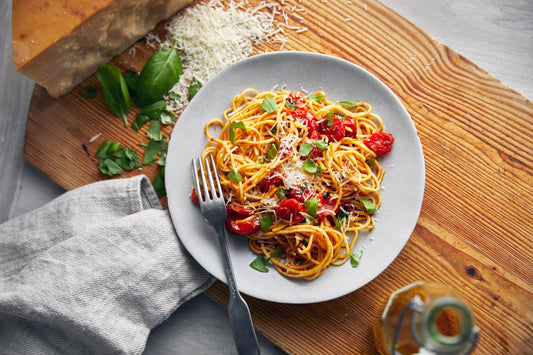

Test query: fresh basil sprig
[350,249,363,267]
[97,65,131,126]
[188,79,201,101]
[250,245,283,272]
[135,43,183,107]
[261,96,277,113]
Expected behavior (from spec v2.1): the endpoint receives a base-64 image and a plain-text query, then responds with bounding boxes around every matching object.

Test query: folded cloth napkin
[0,175,214,355]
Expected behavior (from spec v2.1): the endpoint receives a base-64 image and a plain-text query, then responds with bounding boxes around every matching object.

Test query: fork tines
[193,154,223,203]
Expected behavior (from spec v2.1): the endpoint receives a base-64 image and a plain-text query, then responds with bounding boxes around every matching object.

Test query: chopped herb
[147,120,163,141]
[304,197,318,218]
[260,215,274,232]
[123,69,139,96]
[229,121,247,145]
[143,139,161,165]
[265,143,278,162]
[309,93,326,101]
[300,212,317,224]
[250,245,283,273]
[350,249,364,267]
[335,209,350,230]
[359,197,377,214]
[152,170,166,198]
[80,86,96,98]
[299,143,314,157]
[270,125,278,134]
[98,158,123,176]
[277,186,286,199]
[131,113,151,132]
[160,109,176,125]
[326,110,335,127]
[339,100,358,108]
[95,140,121,159]
[315,139,328,152]
[97,64,131,126]
[228,169,243,183]
[261,96,277,113]
[366,157,376,166]
[323,191,331,199]
[303,159,323,175]
[114,148,142,170]
[188,78,202,101]
[285,99,297,111]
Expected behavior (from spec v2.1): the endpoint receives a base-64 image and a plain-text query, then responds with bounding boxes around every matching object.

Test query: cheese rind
[12,0,193,97]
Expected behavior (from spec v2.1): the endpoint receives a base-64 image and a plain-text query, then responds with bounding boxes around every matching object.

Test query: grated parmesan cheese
[160,0,292,113]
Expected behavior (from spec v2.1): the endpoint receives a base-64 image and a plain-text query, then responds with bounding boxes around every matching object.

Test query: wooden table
[3,0,532,354]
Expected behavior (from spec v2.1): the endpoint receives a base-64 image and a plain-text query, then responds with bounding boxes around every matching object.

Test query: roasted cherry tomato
[287,187,314,203]
[275,198,305,223]
[227,217,261,234]
[318,117,345,142]
[190,188,200,205]
[261,175,284,193]
[316,192,339,220]
[343,117,358,138]
[364,132,394,155]
[226,204,255,219]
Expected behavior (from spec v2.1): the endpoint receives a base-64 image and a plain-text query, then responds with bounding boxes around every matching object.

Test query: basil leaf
[188,78,202,100]
[265,143,278,162]
[95,140,121,159]
[97,65,131,126]
[300,212,317,224]
[315,139,328,152]
[80,86,96,98]
[277,186,286,199]
[160,109,176,125]
[152,172,166,198]
[326,110,334,127]
[359,197,377,214]
[228,169,242,183]
[350,249,364,267]
[270,125,277,134]
[304,197,318,218]
[299,143,313,157]
[250,256,269,272]
[168,91,181,109]
[147,120,163,141]
[366,157,376,166]
[260,215,274,232]
[285,99,297,111]
[131,113,151,132]
[309,93,325,101]
[261,96,277,113]
[339,100,358,108]
[229,121,247,145]
[98,158,123,176]
[114,148,141,170]
[302,159,322,175]
[124,69,139,96]
[135,44,183,107]
[141,100,167,119]
[270,245,283,258]
[143,139,161,165]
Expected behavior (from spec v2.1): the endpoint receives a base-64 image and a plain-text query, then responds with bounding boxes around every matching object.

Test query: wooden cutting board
[24,0,532,354]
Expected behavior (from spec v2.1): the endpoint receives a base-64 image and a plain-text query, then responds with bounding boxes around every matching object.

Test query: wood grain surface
[23,0,532,354]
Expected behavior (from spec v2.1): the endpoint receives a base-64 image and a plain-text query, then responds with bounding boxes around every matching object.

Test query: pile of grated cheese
[157,0,306,113]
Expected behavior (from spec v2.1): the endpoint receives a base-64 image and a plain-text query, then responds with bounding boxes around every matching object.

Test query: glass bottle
[374,281,480,355]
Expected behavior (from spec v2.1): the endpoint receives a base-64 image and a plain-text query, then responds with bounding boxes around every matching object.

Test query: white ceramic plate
[166,52,425,304]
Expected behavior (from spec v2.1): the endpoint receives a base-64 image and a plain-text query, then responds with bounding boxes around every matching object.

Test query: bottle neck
[417,297,476,354]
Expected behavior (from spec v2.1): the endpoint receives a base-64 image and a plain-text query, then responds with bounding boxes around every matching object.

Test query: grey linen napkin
[0,175,214,354]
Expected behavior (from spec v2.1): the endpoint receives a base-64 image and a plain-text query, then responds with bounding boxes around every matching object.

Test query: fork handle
[215,224,261,355]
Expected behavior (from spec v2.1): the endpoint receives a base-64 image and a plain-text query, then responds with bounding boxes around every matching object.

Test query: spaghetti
[194,89,394,280]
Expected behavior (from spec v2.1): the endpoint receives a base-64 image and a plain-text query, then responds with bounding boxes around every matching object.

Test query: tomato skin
[227,217,261,234]
[344,117,358,138]
[364,132,394,155]
[318,117,345,142]
[287,187,313,203]
[261,175,284,193]
[275,198,305,222]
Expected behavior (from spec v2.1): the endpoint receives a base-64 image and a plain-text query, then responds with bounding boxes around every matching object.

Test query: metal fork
[192,154,260,355]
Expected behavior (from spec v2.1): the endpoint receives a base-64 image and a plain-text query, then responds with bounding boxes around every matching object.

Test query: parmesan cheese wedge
[12,0,193,97]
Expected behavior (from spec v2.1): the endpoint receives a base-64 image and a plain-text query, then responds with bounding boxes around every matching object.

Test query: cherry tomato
[227,217,261,234]
[316,192,339,220]
[190,188,200,205]
[287,187,314,203]
[275,198,305,222]
[318,117,345,142]
[343,117,358,138]
[277,138,293,160]
[261,175,284,193]
[364,132,394,155]
[226,204,255,219]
